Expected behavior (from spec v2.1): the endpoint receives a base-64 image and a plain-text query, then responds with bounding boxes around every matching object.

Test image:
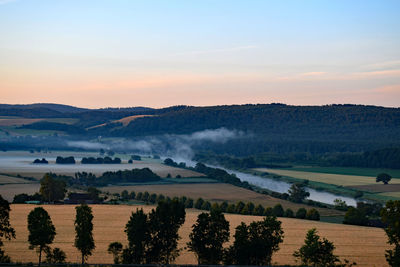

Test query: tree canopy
[381,200,400,266]
[74,204,95,264]
[376,173,392,185]
[0,195,15,263]
[27,207,56,266]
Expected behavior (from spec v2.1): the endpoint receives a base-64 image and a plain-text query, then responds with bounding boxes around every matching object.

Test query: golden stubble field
[4,204,390,266]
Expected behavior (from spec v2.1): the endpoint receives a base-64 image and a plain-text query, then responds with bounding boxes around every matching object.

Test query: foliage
[288,183,310,203]
[81,156,121,164]
[376,173,392,184]
[343,207,368,226]
[121,200,186,264]
[294,228,342,267]
[306,209,320,221]
[74,204,95,264]
[27,207,56,266]
[13,193,42,204]
[123,209,149,264]
[272,204,284,217]
[0,195,15,263]
[44,247,66,264]
[56,156,75,164]
[108,242,123,264]
[381,200,400,266]
[224,216,284,265]
[296,208,307,219]
[40,174,66,203]
[188,208,230,264]
[33,158,48,164]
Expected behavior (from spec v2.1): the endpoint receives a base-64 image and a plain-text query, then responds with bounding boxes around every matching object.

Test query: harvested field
[349,184,400,193]
[0,174,34,184]
[255,168,400,186]
[101,183,343,217]
[0,183,40,201]
[87,115,155,129]
[0,118,42,126]
[3,204,389,266]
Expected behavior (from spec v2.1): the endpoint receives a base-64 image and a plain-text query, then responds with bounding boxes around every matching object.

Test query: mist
[67,127,244,162]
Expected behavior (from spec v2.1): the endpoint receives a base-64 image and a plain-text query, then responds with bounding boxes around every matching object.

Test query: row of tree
[81,157,121,164]
[117,190,321,221]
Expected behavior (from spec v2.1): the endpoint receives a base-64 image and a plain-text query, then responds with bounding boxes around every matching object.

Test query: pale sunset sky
[1,0,399,108]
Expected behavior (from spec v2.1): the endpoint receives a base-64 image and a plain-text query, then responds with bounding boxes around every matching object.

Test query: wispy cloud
[171,45,257,56]
[363,60,400,71]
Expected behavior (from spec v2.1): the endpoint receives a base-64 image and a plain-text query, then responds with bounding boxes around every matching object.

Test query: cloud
[363,60,400,71]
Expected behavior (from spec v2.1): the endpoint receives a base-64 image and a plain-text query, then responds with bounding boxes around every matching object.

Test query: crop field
[101,183,343,217]
[0,118,43,126]
[288,166,400,178]
[254,168,400,186]
[3,204,389,266]
[349,184,400,193]
[379,192,400,198]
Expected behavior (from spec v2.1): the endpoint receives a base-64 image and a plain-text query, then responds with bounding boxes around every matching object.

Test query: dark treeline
[19,121,85,135]
[81,157,121,164]
[47,168,161,187]
[56,156,75,164]
[194,147,400,169]
[33,158,48,164]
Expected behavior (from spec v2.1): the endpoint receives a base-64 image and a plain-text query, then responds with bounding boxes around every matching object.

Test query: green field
[288,166,400,179]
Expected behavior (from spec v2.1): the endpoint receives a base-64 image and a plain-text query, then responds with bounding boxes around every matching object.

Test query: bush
[296,208,307,219]
[306,208,320,221]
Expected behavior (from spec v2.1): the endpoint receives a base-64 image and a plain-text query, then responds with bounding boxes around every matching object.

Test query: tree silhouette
[74,204,95,264]
[376,173,392,185]
[40,174,66,203]
[108,242,123,264]
[188,207,230,264]
[0,195,15,263]
[288,183,310,203]
[381,200,400,266]
[27,207,56,266]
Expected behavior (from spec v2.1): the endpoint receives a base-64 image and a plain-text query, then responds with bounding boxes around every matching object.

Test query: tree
[293,228,355,267]
[108,242,123,264]
[381,200,400,266]
[74,204,95,264]
[272,204,284,217]
[44,247,66,264]
[0,195,15,263]
[40,174,66,203]
[377,173,392,185]
[296,208,307,219]
[288,183,310,203]
[188,208,230,264]
[343,207,368,226]
[284,208,294,218]
[306,208,320,221]
[146,200,186,264]
[27,207,56,266]
[123,209,149,264]
[225,216,284,265]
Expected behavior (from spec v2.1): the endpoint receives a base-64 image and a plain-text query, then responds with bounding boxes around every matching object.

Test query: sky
[0,0,399,108]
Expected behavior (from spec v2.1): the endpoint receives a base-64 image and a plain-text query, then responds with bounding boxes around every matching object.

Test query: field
[0,151,202,179]
[102,183,343,217]
[0,174,34,184]
[87,115,156,129]
[0,184,41,201]
[3,204,390,266]
[254,168,400,187]
[288,166,400,178]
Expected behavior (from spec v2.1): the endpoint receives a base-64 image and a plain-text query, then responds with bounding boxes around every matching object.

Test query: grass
[3,204,389,267]
[254,168,400,186]
[379,191,400,198]
[100,183,343,217]
[0,175,35,185]
[0,184,40,201]
[288,166,400,179]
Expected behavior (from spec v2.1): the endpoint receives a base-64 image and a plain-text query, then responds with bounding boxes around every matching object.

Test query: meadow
[3,204,390,267]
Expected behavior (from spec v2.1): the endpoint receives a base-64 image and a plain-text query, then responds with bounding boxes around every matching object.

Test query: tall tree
[27,207,56,266]
[0,195,15,263]
[108,242,123,264]
[147,199,186,264]
[123,209,149,264]
[74,204,95,264]
[188,207,230,264]
[225,216,284,265]
[381,200,400,266]
[40,174,66,203]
